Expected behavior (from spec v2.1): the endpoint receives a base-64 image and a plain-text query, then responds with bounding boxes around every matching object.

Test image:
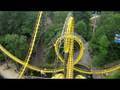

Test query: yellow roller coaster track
[52,73,64,79]
[0,11,120,79]
[54,34,84,65]
[65,16,74,78]
[0,44,64,73]
[1,43,120,75]
[74,65,120,75]
[18,11,43,78]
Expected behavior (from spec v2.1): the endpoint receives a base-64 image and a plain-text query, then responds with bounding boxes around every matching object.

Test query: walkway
[0,63,19,79]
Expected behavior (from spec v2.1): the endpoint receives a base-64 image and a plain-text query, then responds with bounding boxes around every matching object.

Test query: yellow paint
[52,73,64,79]
[0,12,119,79]
[0,44,64,73]
[18,11,43,78]
[75,75,86,79]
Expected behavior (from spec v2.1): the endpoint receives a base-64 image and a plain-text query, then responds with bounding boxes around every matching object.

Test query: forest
[0,11,120,79]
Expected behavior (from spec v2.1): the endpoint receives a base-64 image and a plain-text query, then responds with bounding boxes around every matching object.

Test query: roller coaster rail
[0,11,120,79]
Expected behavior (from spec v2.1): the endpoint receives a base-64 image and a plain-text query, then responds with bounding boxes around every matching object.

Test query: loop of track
[0,11,120,78]
[54,34,84,65]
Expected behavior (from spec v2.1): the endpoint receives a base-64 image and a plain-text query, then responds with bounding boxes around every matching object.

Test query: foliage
[0,11,37,37]
[0,11,120,78]
[106,71,120,79]
[76,20,92,41]
[74,11,92,41]
[0,11,37,62]
[90,13,120,67]
[1,34,28,59]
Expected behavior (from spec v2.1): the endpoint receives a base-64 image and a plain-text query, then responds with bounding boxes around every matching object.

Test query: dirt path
[0,63,18,79]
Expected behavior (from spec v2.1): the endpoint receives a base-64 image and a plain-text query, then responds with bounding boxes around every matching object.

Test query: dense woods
[0,11,120,79]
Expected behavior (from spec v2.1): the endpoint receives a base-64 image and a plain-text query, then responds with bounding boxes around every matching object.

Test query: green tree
[74,11,92,41]
[1,34,28,60]
[92,35,110,67]
[76,20,92,41]
[106,71,120,79]
[0,11,37,38]
[90,12,120,68]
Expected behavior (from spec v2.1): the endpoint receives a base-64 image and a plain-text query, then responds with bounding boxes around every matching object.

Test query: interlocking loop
[54,34,84,65]
[1,12,120,79]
